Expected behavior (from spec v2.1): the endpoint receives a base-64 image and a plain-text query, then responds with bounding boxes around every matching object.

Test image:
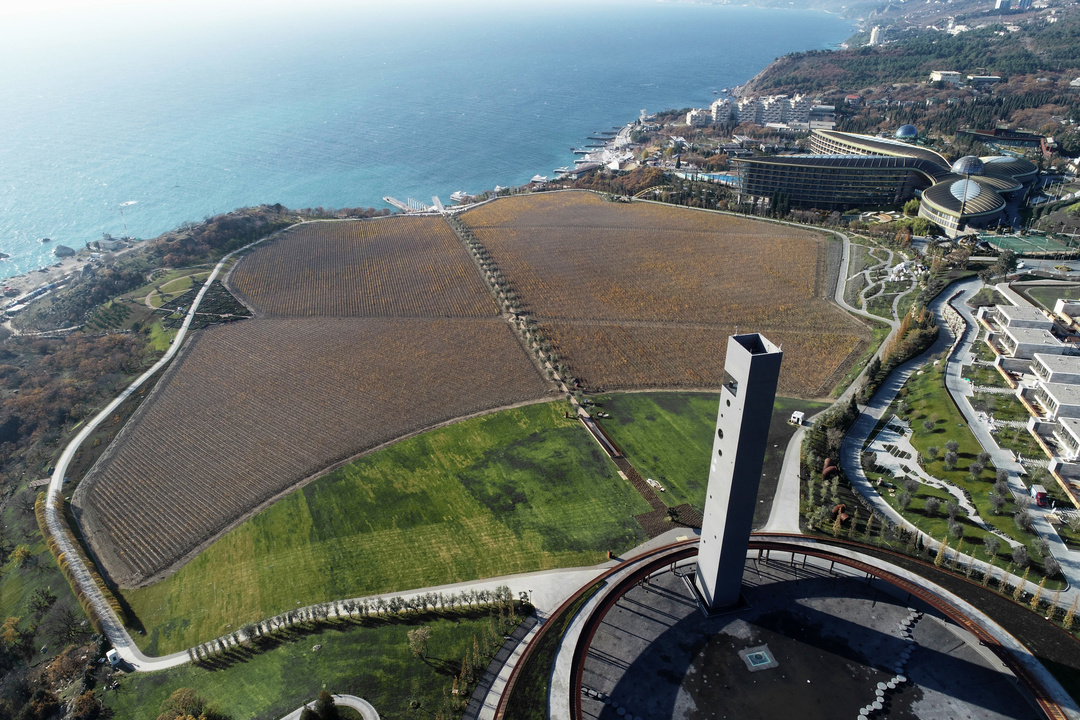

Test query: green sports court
[985,234,1073,254]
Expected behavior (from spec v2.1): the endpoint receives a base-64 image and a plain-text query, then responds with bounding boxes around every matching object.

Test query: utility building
[695,334,782,610]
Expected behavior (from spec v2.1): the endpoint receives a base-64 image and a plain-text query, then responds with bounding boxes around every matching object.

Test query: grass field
[961,364,1010,389]
[593,393,827,525]
[75,317,550,588]
[122,401,651,655]
[461,192,870,398]
[105,613,500,720]
[1023,284,1080,312]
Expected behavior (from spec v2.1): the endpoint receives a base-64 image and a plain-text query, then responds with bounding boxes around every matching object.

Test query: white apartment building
[929,70,965,84]
[710,98,733,124]
[727,94,812,127]
[687,108,711,127]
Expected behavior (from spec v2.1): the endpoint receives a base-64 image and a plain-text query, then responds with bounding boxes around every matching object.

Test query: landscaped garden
[873,357,1061,585]
[106,608,514,720]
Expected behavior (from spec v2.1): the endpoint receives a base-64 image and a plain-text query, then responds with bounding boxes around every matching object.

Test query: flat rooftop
[1042,382,1080,407]
[1005,326,1065,347]
[997,305,1052,325]
[1055,416,1080,442]
[1033,353,1080,374]
[579,558,1040,720]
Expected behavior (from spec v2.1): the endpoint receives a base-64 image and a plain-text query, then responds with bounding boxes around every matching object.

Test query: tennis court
[985,234,1072,254]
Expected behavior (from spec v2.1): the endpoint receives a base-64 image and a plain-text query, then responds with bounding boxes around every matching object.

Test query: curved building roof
[921,176,1007,218]
[813,130,951,171]
[935,171,1022,194]
[981,155,1039,183]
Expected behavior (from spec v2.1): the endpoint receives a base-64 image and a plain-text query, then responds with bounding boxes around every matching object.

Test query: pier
[382,196,433,213]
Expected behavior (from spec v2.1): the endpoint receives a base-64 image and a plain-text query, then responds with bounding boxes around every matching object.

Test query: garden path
[279,694,379,720]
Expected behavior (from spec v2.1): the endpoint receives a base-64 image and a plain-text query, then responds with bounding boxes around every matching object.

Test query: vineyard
[544,322,865,398]
[73,317,549,587]
[227,217,496,317]
[462,191,870,396]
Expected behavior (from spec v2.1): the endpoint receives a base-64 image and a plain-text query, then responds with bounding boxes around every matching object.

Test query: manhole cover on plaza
[739,644,778,672]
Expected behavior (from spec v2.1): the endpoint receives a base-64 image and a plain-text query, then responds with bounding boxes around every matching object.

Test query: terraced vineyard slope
[462,191,870,397]
[73,216,549,588]
[227,217,496,317]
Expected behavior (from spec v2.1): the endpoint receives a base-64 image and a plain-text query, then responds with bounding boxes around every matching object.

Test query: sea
[0,0,853,281]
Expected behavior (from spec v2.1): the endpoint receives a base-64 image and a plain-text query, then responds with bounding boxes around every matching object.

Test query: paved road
[279,694,379,720]
[765,230,908,533]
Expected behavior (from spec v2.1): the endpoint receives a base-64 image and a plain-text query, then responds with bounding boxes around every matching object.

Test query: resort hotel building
[730,128,1038,236]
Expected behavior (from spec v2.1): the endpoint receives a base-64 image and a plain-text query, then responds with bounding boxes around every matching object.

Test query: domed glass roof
[949,179,983,203]
[895,124,918,140]
[951,156,985,176]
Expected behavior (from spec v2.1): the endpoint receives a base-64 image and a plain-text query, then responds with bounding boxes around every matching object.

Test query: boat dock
[383,196,433,213]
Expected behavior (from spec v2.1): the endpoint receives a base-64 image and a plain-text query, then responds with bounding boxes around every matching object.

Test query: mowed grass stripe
[123,401,651,655]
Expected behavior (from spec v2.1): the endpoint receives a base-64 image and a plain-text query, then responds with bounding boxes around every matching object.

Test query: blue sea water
[0,1,852,280]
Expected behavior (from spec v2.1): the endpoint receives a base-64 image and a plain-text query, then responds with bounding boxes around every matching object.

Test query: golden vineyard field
[545,322,867,398]
[462,191,870,395]
[228,216,496,317]
[73,317,549,587]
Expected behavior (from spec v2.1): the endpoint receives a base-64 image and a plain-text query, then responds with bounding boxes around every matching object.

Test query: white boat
[530,175,547,183]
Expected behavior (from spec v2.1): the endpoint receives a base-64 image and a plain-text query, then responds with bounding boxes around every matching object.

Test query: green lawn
[871,472,1014,567]
[1025,284,1080,312]
[885,360,1059,583]
[965,287,1008,309]
[961,364,1010,390]
[973,340,999,363]
[969,392,1030,422]
[867,293,897,319]
[123,401,651,655]
[106,613,499,720]
[591,393,827,525]
[993,425,1047,460]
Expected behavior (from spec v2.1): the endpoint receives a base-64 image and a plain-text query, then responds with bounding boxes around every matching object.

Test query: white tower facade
[695,333,782,610]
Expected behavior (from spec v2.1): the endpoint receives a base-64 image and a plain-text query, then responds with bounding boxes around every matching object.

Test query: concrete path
[279,694,378,720]
[43,224,303,672]
[764,231,906,534]
[840,276,1080,605]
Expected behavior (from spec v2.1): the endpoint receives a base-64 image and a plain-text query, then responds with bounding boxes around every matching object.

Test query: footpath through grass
[124,401,651,655]
[105,613,495,720]
[593,393,827,525]
[881,358,1058,584]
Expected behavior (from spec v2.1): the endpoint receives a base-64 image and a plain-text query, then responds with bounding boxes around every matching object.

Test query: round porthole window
[726,399,731,407]
[717,448,723,457]
[717,428,724,439]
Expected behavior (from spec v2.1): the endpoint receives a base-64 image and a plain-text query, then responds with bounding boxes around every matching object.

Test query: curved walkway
[840,276,1080,605]
[43,224,301,671]
[765,231,904,534]
[543,535,1080,720]
[279,694,379,720]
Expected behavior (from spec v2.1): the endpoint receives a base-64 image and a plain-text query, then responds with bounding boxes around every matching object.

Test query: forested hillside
[745,12,1080,94]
